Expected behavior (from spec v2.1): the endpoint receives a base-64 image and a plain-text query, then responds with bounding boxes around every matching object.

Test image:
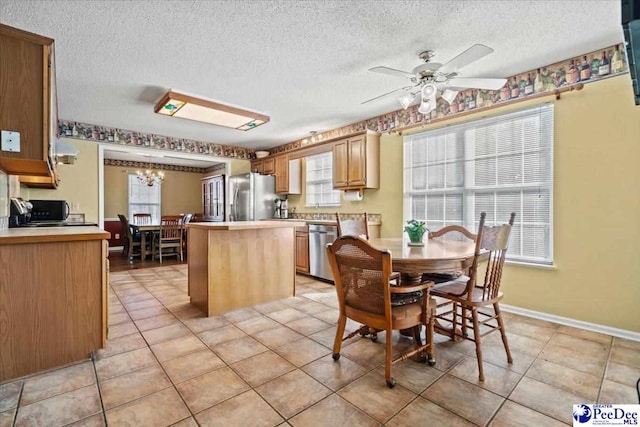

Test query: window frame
[127,173,162,223]
[403,104,554,266]
[305,151,342,208]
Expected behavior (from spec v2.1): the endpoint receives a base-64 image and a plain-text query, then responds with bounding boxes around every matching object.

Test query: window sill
[506,260,557,271]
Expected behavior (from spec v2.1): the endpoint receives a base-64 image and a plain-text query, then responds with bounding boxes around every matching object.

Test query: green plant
[404,219,428,243]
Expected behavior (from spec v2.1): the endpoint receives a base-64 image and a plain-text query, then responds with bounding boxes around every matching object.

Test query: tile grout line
[9,380,24,427]
[88,356,108,427]
[596,335,615,403]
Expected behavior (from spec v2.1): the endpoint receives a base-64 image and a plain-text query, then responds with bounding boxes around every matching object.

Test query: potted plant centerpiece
[404,219,428,246]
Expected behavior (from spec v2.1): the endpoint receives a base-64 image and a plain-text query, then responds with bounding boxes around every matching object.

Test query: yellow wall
[104,165,202,219]
[289,76,640,332]
[26,138,100,223]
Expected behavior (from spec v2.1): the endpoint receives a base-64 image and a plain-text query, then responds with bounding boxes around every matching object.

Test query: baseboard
[501,304,640,342]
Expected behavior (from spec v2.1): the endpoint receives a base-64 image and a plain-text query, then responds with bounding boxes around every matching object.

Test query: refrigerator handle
[231,185,239,221]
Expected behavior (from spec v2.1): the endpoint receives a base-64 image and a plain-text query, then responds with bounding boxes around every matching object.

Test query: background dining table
[131,223,161,260]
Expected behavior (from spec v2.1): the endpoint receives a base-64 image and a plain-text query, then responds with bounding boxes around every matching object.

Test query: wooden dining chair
[336,212,369,239]
[117,214,142,261]
[430,212,516,381]
[326,235,435,388]
[132,213,152,225]
[156,215,184,263]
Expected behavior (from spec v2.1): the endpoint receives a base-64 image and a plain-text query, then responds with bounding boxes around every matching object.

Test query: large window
[305,152,341,207]
[404,104,554,265]
[128,174,162,223]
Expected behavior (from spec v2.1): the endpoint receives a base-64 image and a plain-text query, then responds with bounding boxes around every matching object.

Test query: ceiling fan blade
[368,66,415,78]
[446,77,507,91]
[361,86,414,104]
[439,44,494,74]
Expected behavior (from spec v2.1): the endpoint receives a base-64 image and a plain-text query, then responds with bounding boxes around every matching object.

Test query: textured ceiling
[0,0,623,150]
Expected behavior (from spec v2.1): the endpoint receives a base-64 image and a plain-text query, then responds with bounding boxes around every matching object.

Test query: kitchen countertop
[187,220,306,231]
[267,218,382,226]
[0,226,110,245]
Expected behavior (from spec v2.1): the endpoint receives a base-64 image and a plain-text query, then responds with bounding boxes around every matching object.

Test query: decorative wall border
[103,158,208,173]
[268,43,628,155]
[59,120,253,160]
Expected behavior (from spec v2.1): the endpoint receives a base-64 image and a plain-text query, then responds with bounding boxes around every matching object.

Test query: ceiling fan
[363,44,507,115]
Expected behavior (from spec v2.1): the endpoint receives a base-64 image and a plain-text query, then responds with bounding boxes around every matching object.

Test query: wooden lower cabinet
[295,229,310,273]
[0,232,109,382]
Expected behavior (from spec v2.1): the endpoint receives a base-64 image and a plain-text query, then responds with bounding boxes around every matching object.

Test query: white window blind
[306,152,341,207]
[128,174,162,223]
[404,104,554,265]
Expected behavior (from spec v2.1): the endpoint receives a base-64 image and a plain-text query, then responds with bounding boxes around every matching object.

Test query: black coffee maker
[9,197,32,228]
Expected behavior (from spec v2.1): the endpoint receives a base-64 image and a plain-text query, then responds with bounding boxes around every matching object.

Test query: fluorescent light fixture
[441,89,459,105]
[398,93,417,109]
[154,90,269,131]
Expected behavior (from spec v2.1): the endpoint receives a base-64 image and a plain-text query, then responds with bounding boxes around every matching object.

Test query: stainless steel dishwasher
[309,224,338,282]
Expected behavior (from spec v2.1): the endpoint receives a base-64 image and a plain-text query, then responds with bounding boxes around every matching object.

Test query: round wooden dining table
[367,237,476,284]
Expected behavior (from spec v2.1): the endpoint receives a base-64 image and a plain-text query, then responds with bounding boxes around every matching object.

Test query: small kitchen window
[128,174,162,223]
[305,152,341,207]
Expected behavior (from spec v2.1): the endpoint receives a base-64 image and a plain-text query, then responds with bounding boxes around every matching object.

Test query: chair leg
[426,306,436,366]
[332,315,347,360]
[461,306,468,337]
[411,325,425,362]
[494,303,513,363]
[385,328,395,388]
[471,307,484,381]
[450,302,458,341]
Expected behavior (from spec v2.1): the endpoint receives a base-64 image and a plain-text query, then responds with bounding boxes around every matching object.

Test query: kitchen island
[0,226,110,382]
[187,221,305,316]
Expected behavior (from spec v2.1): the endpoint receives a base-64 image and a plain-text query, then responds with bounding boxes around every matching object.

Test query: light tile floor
[1,265,638,426]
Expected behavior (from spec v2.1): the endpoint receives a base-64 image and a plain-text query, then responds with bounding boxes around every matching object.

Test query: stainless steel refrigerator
[229,173,277,221]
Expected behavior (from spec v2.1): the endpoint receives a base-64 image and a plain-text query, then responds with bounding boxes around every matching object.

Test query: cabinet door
[263,157,276,175]
[333,140,349,188]
[347,135,366,187]
[251,160,263,174]
[201,180,210,219]
[212,175,225,221]
[275,155,289,194]
[0,26,52,175]
[295,232,310,273]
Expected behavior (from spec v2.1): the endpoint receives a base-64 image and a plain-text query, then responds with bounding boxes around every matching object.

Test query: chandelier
[136,169,164,186]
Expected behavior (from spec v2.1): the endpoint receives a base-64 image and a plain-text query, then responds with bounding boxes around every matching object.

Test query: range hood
[54,140,79,165]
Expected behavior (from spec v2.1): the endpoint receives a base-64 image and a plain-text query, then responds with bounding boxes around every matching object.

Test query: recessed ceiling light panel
[154,90,269,131]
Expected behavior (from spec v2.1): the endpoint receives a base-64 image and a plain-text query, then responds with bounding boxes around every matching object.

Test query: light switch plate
[1,131,21,152]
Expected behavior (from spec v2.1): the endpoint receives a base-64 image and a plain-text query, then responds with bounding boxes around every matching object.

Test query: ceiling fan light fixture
[421,83,437,99]
[418,96,437,115]
[398,93,417,109]
[441,89,459,105]
[154,90,269,131]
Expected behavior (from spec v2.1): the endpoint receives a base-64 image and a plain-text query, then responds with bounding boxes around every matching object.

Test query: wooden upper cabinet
[0,24,57,183]
[251,160,264,174]
[332,132,379,190]
[263,157,275,175]
[275,155,301,195]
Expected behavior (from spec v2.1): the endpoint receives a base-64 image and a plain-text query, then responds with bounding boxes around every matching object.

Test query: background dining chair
[336,212,369,239]
[326,235,435,388]
[156,215,184,263]
[430,212,516,381]
[117,214,142,261]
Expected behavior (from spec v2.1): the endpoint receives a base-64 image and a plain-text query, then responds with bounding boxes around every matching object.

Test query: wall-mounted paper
[343,189,363,202]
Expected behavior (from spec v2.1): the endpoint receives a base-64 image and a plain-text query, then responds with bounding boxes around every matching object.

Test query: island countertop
[187,220,306,231]
[0,226,110,245]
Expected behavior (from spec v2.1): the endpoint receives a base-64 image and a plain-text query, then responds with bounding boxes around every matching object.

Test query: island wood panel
[0,239,105,382]
[189,227,296,316]
[187,227,209,313]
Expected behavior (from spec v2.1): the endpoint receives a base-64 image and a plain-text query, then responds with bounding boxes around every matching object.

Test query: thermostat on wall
[1,131,20,152]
